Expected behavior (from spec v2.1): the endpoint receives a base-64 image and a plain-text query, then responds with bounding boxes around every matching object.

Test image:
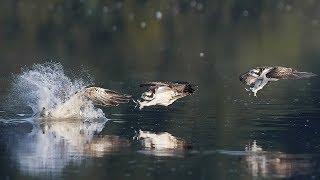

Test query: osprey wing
[267,67,317,79]
[139,82,171,87]
[140,81,192,88]
[83,87,131,106]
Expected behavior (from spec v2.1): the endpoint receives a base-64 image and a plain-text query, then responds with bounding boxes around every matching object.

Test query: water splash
[9,62,105,119]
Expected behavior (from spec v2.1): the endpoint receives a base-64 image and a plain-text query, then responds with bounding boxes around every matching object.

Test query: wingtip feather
[293,72,318,79]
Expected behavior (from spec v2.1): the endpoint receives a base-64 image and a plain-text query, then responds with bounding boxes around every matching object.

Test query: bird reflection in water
[12,118,129,176]
[244,140,317,178]
[136,130,192,157]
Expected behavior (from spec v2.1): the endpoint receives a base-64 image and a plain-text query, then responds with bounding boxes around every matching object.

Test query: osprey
[136,82,195,109]
[39,86,131,118]
[239,66,317,96]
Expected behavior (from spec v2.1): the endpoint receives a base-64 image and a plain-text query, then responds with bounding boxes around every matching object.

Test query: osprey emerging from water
[39,86,131,118]
[78,86,132,106]
[136,81,195,109]
[239,66,317,96]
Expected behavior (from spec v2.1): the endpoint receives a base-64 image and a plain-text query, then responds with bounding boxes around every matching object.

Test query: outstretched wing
[140,81,192,87]
[267,67,317,79]
[140,81,195,94]
[139,81,171,87]
[83,87,131,106]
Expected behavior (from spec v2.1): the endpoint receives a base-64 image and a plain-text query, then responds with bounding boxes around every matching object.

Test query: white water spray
[10,62,105,119]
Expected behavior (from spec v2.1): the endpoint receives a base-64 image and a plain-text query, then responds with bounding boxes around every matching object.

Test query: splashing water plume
[10,62,105,119]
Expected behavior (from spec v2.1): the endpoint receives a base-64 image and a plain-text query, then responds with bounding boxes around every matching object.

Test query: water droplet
[243,10,249,16]
[155,11,162,20]
[112,25,117,31]
[140,21,147,29]
[103,6,108,13]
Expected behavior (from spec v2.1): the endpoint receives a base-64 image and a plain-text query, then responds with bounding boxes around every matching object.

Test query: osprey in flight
[136,82,195,109]
[239,66,317,96]
[39,86,132,118]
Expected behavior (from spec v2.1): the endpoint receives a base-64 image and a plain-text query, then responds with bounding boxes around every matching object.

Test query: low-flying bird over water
[136,82,195,109]
[40,86,131,118]
[239,66,317,96]
[78,86,132,106]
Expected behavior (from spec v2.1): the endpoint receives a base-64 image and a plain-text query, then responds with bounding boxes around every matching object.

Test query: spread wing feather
[139,82,172,87]
[139,81,195,94]
[267,67,317,79]
[83,87,131,106]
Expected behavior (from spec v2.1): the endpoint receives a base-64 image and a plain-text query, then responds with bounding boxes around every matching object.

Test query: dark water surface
[1,0,320,179]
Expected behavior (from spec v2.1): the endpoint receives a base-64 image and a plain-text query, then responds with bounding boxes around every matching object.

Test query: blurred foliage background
[0,0,320,79]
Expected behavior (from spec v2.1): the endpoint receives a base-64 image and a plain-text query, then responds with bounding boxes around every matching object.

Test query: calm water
[1,0,320,179]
